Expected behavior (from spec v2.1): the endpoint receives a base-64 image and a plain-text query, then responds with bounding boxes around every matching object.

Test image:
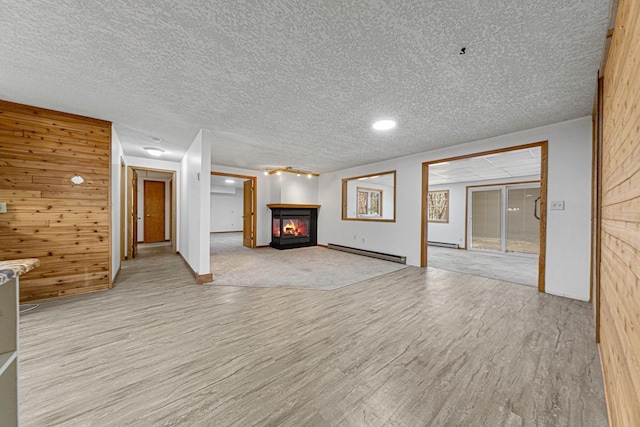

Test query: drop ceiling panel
[429,147,541,185]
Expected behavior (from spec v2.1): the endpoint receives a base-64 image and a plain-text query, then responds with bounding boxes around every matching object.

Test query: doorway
[210,172,257,250]
[422,141,548,291]
[127,167,177,259]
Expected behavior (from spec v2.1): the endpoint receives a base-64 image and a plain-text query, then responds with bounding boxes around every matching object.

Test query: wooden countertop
[0,258,40,285]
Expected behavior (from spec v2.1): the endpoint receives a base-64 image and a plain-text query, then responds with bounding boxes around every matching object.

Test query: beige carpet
[209,232,406,290]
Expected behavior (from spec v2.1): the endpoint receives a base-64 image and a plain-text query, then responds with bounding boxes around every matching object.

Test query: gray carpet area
[427,246,538,287]
[209,232,406,290]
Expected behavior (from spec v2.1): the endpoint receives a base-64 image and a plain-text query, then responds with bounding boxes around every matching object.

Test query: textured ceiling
[0,1,609,173]
[429,147,540,185]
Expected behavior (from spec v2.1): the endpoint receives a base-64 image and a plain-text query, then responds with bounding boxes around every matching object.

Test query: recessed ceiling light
[144,147,165,157]
[372,120,396,131]
[151,137,161,143]
[225,179,235,184]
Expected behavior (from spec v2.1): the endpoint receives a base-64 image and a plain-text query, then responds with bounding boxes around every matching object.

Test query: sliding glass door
[470,189,502,251]
[468,184,540,255]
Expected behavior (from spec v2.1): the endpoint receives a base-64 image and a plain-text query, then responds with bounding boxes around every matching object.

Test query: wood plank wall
[599,0,640,425]
[0,100,111,302]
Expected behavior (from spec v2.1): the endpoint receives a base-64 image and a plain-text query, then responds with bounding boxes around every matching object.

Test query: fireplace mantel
[267,204,321,209]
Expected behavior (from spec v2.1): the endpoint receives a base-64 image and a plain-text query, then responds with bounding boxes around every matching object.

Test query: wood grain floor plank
[18,247,607,426]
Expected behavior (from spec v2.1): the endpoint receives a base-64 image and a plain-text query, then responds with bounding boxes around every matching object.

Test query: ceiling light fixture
[225,179,235,184]
[276,171,281,175]
[144,147,165,157]
[263,169,269,175]
[307,173,312,178]
[372,119,396,131]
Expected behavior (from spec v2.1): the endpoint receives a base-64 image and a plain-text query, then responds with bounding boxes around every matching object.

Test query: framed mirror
[342,170,396,222]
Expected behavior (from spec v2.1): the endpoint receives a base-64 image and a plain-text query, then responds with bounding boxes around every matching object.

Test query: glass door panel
[470,189,502,251]
[507,187,540,254]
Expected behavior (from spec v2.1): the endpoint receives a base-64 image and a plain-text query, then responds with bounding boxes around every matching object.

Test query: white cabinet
[0,277,19,427]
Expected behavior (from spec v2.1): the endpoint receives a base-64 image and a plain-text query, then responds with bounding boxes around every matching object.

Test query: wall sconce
[70,175,84,185]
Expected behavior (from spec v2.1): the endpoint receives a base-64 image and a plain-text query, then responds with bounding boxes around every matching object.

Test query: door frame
[120,157,126,261]
[421,141,548,292]
[211,171,257,248]
[127,167,177,258]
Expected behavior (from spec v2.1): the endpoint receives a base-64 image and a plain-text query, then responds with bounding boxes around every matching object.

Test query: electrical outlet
[0,202,6,213]
[550,200,565,210]
[361,237,365,243]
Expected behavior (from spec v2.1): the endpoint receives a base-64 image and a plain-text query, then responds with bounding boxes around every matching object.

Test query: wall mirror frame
[342,170,396,222]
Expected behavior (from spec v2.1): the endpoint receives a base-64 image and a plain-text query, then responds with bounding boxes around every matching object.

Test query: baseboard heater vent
[327,244,406,264]
[427,241,460,249]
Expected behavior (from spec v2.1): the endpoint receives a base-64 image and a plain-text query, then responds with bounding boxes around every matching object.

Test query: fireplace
[268,204,319,249]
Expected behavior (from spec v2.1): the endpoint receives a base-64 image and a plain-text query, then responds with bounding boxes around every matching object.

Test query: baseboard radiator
[427,241,460,249]
[327,244,407,264]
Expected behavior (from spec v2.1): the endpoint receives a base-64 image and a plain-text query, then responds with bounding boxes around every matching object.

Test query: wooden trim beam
[268,169,319,177]
[267,204,321,209]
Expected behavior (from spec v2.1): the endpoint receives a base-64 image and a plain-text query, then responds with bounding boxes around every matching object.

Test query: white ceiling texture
[0,1,609,173]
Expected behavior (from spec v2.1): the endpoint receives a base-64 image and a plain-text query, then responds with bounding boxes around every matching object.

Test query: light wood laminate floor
[19,247,607,426]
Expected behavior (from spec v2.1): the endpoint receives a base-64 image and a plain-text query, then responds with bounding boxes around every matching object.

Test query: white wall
[210,165,271,246]
[278,173,319,204]
[179,130,211,277]
[110,126,125,280]
[318,117,593,301]
[137,177,171,242]
[428,175,538,248]
[210,187,243,232]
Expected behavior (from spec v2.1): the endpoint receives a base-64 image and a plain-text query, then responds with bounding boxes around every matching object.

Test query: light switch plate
[550,200,565,210]
[0,202,6,213]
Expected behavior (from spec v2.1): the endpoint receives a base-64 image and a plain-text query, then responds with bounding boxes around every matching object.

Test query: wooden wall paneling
[598,0,640,425]
[0,100,111,302]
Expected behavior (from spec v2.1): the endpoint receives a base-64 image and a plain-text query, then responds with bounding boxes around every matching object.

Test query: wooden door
[243,179,253,248]
[130,169,139,258]
[144,180,165,243]
[120,159,126,261]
